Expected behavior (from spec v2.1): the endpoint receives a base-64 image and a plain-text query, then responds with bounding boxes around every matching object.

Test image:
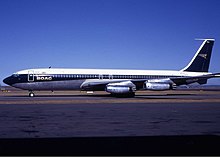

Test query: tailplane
[181,39,215,72]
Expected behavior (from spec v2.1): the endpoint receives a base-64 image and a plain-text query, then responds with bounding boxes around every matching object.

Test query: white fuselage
[10,68,209,91]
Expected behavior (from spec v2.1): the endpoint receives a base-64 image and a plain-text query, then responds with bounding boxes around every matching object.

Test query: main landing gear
[29,91,35,97]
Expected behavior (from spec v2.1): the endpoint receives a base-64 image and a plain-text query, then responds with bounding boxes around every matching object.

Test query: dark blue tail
[182,39,215,72]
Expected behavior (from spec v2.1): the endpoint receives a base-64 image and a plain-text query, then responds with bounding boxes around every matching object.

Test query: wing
[131,73,220,89]
[80,80,110,91]
[170,73,220,85]
[80,73,220,91]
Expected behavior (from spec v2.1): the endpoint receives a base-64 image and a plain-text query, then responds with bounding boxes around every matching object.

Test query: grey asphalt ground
[0,89,220,155]
[0,90,220,138]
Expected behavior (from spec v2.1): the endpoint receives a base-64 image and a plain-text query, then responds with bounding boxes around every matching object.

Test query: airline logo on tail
[199,54,207,59]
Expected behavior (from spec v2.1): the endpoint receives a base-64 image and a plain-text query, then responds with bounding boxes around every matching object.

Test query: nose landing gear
[29,91,35,97]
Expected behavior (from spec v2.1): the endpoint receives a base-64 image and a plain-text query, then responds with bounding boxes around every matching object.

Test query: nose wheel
[29,91,35,97]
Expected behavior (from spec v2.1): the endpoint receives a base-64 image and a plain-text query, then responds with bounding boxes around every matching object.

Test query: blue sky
[1,0,220,85]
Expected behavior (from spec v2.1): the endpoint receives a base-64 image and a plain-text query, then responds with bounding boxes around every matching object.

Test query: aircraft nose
[3,76,13,86]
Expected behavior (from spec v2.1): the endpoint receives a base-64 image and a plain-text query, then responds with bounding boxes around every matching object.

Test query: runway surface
[0,89,220,155]
[0,89,220,138]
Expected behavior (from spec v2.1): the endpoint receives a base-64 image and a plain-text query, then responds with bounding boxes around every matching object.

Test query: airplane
[3,39,220,97]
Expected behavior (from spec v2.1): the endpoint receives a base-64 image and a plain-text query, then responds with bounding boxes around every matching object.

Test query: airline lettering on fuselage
[36,76,52,81]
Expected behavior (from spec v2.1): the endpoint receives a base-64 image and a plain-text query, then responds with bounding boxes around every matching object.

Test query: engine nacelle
[144,82,171,91]
[106,81,136,94]
[106,86,133,94]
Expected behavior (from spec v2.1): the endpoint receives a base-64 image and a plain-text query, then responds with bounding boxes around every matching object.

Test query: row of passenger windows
[36,74,174,79]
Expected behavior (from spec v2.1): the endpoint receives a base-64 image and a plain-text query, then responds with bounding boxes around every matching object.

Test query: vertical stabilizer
[181,39,215,72]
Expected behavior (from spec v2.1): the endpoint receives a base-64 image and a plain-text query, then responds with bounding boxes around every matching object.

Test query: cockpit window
[13,74,19,77]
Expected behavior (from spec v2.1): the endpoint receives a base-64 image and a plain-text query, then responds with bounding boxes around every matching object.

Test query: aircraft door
[28,71,34,82]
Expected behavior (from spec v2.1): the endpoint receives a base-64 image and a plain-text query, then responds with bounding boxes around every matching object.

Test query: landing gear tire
[29,92,35,97]
[129,92,135,98]
[126,92,135,98]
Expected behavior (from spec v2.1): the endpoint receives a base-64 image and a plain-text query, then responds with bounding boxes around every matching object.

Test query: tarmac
[0,88,220,155]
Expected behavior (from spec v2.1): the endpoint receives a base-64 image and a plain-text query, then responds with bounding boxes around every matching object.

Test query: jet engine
[143,78,176,91]
[144,82,172,91]
[106,86,132,94]
[105,81,136,95]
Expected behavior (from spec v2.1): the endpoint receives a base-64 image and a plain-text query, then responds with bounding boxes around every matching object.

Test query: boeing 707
[3,39,220,97]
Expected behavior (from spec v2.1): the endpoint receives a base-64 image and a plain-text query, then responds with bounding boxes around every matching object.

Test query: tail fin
[181,39,215,72]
